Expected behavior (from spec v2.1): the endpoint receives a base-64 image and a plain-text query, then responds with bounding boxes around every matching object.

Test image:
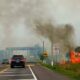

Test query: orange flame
[70,50,80,63]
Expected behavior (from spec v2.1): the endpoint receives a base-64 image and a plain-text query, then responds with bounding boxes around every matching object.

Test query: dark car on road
[2,59,9,64]
[10,55,26,68]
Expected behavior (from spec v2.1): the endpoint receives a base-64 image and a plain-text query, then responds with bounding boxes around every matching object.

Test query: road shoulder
[31,65,71,80]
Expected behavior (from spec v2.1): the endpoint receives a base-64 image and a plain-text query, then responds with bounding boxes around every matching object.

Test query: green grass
[41,63,80,80]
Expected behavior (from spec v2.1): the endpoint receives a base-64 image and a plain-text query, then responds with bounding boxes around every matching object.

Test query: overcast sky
[0,0,80,49]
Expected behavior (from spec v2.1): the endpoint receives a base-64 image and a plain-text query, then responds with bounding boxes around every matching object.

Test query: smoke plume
[0,0,55,49]
[0,0,79,49]
[35,21,74,52]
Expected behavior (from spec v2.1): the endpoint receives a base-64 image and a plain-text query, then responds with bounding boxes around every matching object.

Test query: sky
[0,0,80,49]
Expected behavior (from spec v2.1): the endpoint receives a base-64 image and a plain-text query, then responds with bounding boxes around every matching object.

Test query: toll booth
[6,47,41,63]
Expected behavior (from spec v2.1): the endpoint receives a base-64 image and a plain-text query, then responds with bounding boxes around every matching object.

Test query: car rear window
[12,55,24,59]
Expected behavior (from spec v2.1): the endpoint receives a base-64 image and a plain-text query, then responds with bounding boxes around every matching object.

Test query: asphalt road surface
[0,64,71,80]
[31,65,71,80]
[0,65,37,80]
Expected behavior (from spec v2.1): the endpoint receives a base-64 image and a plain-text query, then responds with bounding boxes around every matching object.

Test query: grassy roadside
[41,63,80,80]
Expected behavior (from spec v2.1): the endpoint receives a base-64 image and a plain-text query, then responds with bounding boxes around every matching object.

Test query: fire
[70,50,80,63]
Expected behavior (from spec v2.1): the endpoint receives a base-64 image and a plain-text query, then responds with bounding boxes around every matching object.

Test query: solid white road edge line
[28,66,37,80]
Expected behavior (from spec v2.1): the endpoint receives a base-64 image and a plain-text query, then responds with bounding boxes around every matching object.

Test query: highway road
[0,64,71,80]
[31,65,71,80]
[0,65,37,80]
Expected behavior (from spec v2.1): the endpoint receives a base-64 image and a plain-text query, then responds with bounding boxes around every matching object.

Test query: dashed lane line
[0,66,36,80]
[0,68,9,74]
[0,74,32,76]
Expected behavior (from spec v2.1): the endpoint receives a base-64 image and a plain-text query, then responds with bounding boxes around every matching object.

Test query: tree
[40,54,45,62]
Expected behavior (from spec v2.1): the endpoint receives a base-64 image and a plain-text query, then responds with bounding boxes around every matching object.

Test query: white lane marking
[1,71,15,74]
[0,67,35,80]
[0,74,32,76]
[0,68,9,73]
[2,72,27,74]
[28,66,37,80]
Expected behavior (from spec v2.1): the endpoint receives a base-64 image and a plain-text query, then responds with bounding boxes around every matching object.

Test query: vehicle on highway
[2,59,9,64]
[10,55,26,68]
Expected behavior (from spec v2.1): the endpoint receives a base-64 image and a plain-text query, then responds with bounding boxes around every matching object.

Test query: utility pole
[43,41,44,53]
[43,41,45,63]
[51,42,54,66]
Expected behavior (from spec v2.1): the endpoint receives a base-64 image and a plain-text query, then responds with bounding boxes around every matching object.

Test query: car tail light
[9,59,15,64]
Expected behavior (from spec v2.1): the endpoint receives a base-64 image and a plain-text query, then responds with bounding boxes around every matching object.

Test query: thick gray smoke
[0,0,54,24]
[0,0,79,49]
[0,0,54,49]
[35,21,74,52]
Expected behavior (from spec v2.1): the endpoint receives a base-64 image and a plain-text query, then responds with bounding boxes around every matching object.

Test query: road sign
[43,51,48,57]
